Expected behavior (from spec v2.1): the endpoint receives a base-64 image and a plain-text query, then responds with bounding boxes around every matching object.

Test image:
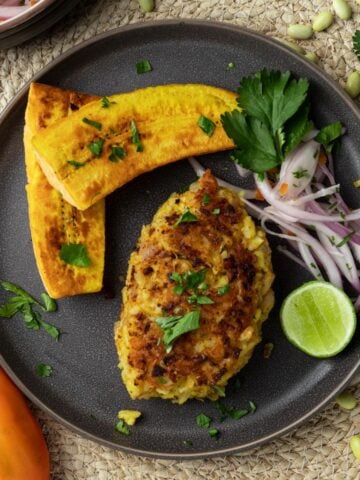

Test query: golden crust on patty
[24,83,105,298]
[115,170,274,403]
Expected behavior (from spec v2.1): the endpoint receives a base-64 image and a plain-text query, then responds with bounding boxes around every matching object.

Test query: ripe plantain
[24,83,105,298]
[32,84,237,211]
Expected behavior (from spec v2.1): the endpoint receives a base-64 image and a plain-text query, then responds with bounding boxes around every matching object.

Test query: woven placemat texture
[1,0,360,478]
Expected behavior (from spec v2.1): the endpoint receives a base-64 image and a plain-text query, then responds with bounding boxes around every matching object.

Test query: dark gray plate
[0,20,359,459]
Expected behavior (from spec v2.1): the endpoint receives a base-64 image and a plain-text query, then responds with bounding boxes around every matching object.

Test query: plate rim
[0,19,360,460]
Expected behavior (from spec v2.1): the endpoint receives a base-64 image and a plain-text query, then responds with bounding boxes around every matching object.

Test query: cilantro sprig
[59,243,91,267]
[173,208,198,227]
[170,269,213,305]
[0,280,60,340]
[221,70,313,173]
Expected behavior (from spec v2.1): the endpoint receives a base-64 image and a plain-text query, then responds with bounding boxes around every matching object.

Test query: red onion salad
[188,140,360,311]
[0,1,38,22]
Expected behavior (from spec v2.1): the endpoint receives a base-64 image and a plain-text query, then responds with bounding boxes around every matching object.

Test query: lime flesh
[280,281,356,358]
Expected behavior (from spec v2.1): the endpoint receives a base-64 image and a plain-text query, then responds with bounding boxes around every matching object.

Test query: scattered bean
[312,11,334,32]
[304,51,319,63]
[350,436,360,460]
[333,0,352,21]
[336,390,358,409]
[279,39,306,54]
[139,0,155,13]
[345,72,360,98]
[288,24,313,40]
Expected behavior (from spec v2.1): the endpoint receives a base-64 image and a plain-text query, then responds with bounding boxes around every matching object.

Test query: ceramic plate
[0,20,359,459]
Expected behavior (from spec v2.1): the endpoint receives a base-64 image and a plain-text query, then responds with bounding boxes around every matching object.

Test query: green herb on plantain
[197,115,216,137]
[101,96,116,108]
[82,117,102,130]
[88,138,105,157]
[60,243,91,267]
[130,120,143,152]
[109,146,126,162]
[67,160,86,169]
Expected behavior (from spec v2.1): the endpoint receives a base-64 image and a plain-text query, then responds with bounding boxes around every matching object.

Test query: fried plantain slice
[32,84,237,210]
[24,83,105,298]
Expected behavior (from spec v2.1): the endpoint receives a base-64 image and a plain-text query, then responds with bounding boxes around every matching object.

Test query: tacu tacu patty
[114,170,274,404]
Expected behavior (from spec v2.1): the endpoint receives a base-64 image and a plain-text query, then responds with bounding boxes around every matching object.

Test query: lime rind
[280,281,357,358]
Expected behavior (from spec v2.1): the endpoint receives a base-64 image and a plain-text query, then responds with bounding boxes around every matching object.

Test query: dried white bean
[288,24,313,40]
[312,11,334,32]
[333,0,352,20]
[345,72,360,98]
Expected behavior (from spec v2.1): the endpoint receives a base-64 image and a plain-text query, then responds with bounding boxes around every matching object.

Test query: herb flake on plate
[36,363,53,377]
[82,117,102,130]
[136,60,153,74]
[130,120,143,152]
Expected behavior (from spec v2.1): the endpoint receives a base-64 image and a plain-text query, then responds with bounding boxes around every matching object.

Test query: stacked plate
[0,0,81,49]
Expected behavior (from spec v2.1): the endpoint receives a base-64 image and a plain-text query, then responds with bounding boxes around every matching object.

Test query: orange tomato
[0,369,50,480]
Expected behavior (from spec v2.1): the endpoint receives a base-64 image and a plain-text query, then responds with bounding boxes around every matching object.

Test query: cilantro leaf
[67,160,86,169]
[156,311,201,352]
[208,428,219,438]
[197,115,216,137]
[115,419,130,435]
[0,302,20,318]
[353,30,360,60]
[202,193,211,205]
[101,96,116,108]
[82,117,102,130]
[196,413,212,428]
[88,138,104,157]
[41,293,57,312]
[109,146,126,162]
[315,121,343,147]
[36,364,53,377]
[39,319,60,340]
[174,208,198,227]
[187,294,214,305]
[236,70,309,135]
[217,284,230,296]
[0,280,39,306]
[283,102,313,156]
[222,111,280,173]
[130,120,143,152]
[222,70,311,173]
[59,243,91,267]
[136,60,153,74]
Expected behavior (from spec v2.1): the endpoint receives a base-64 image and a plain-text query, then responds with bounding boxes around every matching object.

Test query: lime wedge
[280,281,356,358]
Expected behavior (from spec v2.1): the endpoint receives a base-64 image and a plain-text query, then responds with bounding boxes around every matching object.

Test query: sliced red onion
[277,246,309,271]
[256,176,360,222]
[275,141,319,199]
[234,163,252,178]
[298,242,324,280]
[289,184,340,206]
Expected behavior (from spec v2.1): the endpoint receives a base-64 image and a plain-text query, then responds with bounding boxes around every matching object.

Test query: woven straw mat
[1,0,360,479]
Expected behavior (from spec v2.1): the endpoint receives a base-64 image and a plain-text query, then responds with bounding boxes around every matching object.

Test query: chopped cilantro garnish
[174,208,198,227]
[183,440,193,446]
[292,168,309,179]
[221,70,311,174]
[263,342,274,359]
[214,400,249,421]
[156,311,200,352]
[136,60,153,74]
[315,121,343,152]
[202,193,211,205]
[88,138,105,157]
[67,160,86,169]
[115,419,130,435]
[170,269,207,295]
[353,30,360,60]
[336,231,355,248]
[130,119,143,152]
[233,377,241,392]
[59,243,91,267]
[211,208,220,215]
[36,363,53,378]
[109,145,126,162]
[213,385,226,397]
[249,401,257,413]
[227,62,235,69]
[0,280,59,339]
[196,413,212,428]
[157,377,167,384]
[101,96,116,108]
[82,117,102,130]
[197,115,216,137]
[187,294,214,305]
[217,284,230,296]
[208,428,219,438]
